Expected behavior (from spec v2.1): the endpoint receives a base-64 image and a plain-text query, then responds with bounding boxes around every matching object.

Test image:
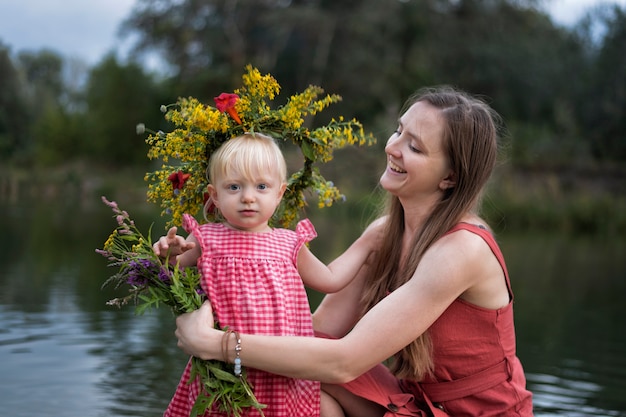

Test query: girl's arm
[153,226,200,267]
[175,230,491,383]
[297,217,386,293]
[312,263,369,337]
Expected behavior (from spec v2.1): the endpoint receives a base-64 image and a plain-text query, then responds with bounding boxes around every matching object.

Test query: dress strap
[182,213,207,253]
[445,223,513,301]
[182,213,200,236]
[292,219,318,264]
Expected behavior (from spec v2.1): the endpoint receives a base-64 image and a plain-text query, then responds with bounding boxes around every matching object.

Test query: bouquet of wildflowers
[97,196,265,417]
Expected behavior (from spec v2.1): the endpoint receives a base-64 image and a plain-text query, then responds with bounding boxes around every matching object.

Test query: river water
[1,196,625,417]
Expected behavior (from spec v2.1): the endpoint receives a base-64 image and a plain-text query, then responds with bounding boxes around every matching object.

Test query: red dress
[164,215,320,417]
[340,223,533,416]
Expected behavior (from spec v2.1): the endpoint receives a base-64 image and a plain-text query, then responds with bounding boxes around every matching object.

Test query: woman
[173,86,534,416]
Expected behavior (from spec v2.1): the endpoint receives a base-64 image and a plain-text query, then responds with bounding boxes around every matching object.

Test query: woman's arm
[312,264,369,338]
[176,230,488,383]
[176,279,440,383]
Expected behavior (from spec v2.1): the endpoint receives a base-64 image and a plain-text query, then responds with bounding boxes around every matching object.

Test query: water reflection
[0,273,187,417]
[1,197,625,416]
[501,234,626,416]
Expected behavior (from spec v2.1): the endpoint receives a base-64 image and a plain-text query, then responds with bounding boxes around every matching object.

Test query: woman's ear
[439,171,456,191]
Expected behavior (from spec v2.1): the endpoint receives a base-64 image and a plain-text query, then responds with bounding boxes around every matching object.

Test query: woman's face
[380,101,454,202]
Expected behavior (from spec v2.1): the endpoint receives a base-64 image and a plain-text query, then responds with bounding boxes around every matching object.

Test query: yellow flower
[103,232,116,251]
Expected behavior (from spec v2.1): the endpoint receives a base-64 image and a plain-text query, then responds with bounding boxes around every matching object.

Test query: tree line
[1,0,625,175]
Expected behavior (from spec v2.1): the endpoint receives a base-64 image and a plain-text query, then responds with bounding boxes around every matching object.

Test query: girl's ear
[207,184,219,207]
[277,183,287,200]
[439,171,456,191]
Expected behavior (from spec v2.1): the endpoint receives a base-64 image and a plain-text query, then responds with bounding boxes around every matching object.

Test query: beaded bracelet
[221,329,243,377]
[233,331,242,377]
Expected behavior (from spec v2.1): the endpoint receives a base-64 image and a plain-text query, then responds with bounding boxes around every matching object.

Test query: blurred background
[1,0,625,416]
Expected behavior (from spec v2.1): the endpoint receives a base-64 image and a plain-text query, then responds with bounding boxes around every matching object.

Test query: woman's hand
[175,300,217,360]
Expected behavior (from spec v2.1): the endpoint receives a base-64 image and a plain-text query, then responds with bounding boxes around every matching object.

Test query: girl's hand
[175,300,217,359]
[153,226,195,258]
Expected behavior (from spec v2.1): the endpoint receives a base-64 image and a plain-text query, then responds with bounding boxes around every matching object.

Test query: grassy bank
[484,166,626,236]
[2,162,624,237]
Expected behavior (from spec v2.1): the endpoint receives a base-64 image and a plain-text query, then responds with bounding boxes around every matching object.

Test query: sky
[0,0,136,64]
[0,0,624,66]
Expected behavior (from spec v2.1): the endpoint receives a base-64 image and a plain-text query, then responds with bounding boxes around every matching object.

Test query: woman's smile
[388,159,406,174]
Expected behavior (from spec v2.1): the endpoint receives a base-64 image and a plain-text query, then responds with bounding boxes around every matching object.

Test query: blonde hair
[205,133,287,216]
[361,86,501,380]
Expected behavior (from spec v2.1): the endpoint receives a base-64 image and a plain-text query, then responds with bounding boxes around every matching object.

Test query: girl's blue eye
[257,184,268,190]
[228,184,240,191]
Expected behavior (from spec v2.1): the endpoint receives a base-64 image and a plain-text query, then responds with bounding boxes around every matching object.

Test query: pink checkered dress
[163,215,320,417]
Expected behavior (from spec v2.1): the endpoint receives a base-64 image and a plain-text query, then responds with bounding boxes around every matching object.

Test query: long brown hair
[360,86,501,380]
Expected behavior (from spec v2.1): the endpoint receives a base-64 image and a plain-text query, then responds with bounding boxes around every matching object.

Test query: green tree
[83,54,165,166]
[17,49,64,112]
[580,5,626,161]
[0,43,30,161]
[31,104,86,166]
[120,0,349,98]
[416,0,593,166]
[15,50,90,166]
[116,0,626,167]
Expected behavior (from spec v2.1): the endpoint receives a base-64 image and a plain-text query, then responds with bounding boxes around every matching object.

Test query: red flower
[214,93,242,125]
[168,171,191,190]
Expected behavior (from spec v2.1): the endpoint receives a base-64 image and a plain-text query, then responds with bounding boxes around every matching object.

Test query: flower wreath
[141,64,376,229]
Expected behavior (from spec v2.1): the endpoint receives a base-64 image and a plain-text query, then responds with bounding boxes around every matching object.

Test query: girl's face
[380,101,455,203]
[208,169,286,232]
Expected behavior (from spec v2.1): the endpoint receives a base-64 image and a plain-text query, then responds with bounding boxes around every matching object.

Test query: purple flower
[158,267,172,284]
[101,196,118,209]
[125,259,159,286]
[95,249,111,257]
